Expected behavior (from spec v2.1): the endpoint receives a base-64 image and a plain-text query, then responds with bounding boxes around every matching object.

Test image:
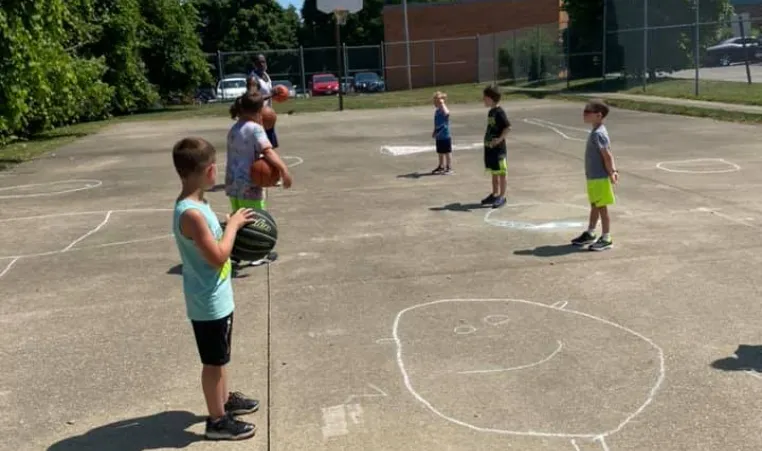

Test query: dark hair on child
[172,137,216,179]
[239,91,265,116]
[229,96,243,119]
[585,99,610,118]
[483,85,501,103]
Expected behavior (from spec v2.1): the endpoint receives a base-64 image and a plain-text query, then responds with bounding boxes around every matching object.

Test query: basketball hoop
[334,9,348,25]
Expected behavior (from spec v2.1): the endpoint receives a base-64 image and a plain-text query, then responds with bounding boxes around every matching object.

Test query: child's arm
[179,208,255,268]
[490,110,511,146]
[440,103,450,116]
[596,133,618,183]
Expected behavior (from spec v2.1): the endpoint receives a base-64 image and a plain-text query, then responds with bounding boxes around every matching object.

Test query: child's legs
[491,175,499,195]
[586,178,615,233]
[491,157,507,196]
[438,153,445,167]
[599,206,610,234]
[444,153,452,168]
[588,206,600,230]
[192,313,235,419]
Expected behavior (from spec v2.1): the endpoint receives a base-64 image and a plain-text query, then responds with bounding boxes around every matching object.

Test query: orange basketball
[261,106,277,130]
[250,157,280,187]
[273,85,289,103]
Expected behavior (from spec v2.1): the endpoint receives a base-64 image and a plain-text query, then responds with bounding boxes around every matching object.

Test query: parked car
[705,37,762,66]
[272,80,297,98]
[309,73,340,96]
[216,77,247,100]
[341,76,355,94]
[353,72,385,93]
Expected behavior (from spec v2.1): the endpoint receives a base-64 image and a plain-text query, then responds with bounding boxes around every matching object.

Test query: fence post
[343,43,349,79]
[431,40,436,86]
[739,16,753,84]
[216,50,224,81]
[566,23,571,89]
[694,0,700,95]
[602,0,607,83]
[536,25,542,82]
[643,0,648,92]
[513,31,518,83]
[492,33,497,83]
[299,46,307,97]
[475,34,480,83]
[380,42,385,81]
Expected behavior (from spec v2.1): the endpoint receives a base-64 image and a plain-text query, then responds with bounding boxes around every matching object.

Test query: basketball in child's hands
[223,210,278,262]
[250,157,280,187]
[273,85,289,103]
[261,107,277,130]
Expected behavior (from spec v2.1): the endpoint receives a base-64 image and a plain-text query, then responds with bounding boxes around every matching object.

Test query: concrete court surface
[1,98,762,451]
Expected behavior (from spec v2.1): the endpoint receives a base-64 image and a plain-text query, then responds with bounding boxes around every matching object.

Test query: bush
[498,28,563,83]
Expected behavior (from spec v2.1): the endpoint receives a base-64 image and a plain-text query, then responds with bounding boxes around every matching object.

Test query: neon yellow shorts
[586,178,615,207]
[229,197,266,211]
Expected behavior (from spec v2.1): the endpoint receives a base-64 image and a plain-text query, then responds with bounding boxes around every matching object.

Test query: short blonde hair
[433,91,447,100]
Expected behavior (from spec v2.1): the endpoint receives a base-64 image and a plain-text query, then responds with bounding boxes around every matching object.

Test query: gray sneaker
[589,236,613,251]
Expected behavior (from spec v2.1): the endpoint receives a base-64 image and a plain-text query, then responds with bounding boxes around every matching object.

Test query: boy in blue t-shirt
[431,91,454,175]
[171,137,260,441]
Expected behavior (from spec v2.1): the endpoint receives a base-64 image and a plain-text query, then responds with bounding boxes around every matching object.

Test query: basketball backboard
[317,0,362,14]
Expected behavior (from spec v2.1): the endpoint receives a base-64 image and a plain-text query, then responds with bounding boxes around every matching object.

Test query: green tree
[0,1,112,143]
[139,0,212,101]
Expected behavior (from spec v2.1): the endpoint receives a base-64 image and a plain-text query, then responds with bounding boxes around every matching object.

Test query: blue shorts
[266,128,278,149]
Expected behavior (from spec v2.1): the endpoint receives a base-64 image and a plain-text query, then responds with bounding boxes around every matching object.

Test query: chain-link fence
[201,6,760,99]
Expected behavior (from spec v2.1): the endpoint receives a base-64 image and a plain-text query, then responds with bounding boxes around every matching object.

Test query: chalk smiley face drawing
[392,299,664,448]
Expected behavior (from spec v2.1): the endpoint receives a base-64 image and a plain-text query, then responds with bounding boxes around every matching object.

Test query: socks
[587,228,596,235]
[602,233,611,241]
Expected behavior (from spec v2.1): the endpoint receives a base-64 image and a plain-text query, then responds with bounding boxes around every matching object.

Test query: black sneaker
[225,391,260,416]
[431,166,444,175]
[589,236,613,251]
[571,231,597,247]
[492,196,506,208]
[481,193,497,205]
[442,168,454,175]
[205,414,256,441]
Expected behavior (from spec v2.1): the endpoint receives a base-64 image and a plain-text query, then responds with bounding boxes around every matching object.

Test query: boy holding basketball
[431,91,453,175]
[226,92,292,266]
[480,85,511,208]
[171,137,260,441]
[571,99,617,251]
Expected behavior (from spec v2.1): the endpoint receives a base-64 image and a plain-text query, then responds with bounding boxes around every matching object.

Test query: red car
[309,73,339,96]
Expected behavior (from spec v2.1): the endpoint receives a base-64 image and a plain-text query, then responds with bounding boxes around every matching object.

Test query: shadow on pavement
[47,410,205,451]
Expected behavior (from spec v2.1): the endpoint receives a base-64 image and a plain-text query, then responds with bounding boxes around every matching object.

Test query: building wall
[382,0,560,90]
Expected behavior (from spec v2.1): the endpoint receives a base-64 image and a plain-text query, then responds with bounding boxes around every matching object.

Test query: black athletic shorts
[484,147,507,172]
[266,127,278,149]
[435,138,452,154]
[191,312,234,366]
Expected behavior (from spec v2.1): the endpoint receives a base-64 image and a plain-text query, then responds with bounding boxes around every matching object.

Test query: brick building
[382,0,563,90]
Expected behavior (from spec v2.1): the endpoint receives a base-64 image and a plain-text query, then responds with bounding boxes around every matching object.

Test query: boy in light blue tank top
[171,137,260,441]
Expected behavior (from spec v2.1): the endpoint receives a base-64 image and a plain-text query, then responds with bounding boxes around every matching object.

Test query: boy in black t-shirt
[481,85,511,208]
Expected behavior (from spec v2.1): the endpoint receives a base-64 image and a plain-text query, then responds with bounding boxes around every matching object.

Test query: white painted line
[0,258,19,279]
[571,439,582,451]
[0,179,102,199]
[483,314,511,326]
[656,158,741,174]
[375,338,396,345]
[344,383,388,405]
[453,325,476,335]
[745,371,762,380]
[380,142,483,156]
[0,208,171,224]
[523,118,586,142]
[484,202,587,231]
[458,341,563,375]
[596,435,610,451]
[321,405,349,439]
[392,298,665,439]
[61,211,112,252]
[551,301,569,309]
[692,207,758,228]
[345,403,364,426]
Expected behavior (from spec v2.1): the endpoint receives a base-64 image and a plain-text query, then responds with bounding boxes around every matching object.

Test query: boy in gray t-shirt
[571,100,618,251]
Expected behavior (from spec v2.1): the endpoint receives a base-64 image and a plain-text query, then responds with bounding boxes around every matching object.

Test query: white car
[216,77,247,101]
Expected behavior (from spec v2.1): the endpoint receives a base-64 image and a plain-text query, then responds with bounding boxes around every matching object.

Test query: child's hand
[228,208,257,230]
[489,138,502,147]
[280,170,293,189]
[610,172,618,185]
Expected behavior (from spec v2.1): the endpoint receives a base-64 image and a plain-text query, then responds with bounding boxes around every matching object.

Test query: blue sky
[278,0,304,10]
